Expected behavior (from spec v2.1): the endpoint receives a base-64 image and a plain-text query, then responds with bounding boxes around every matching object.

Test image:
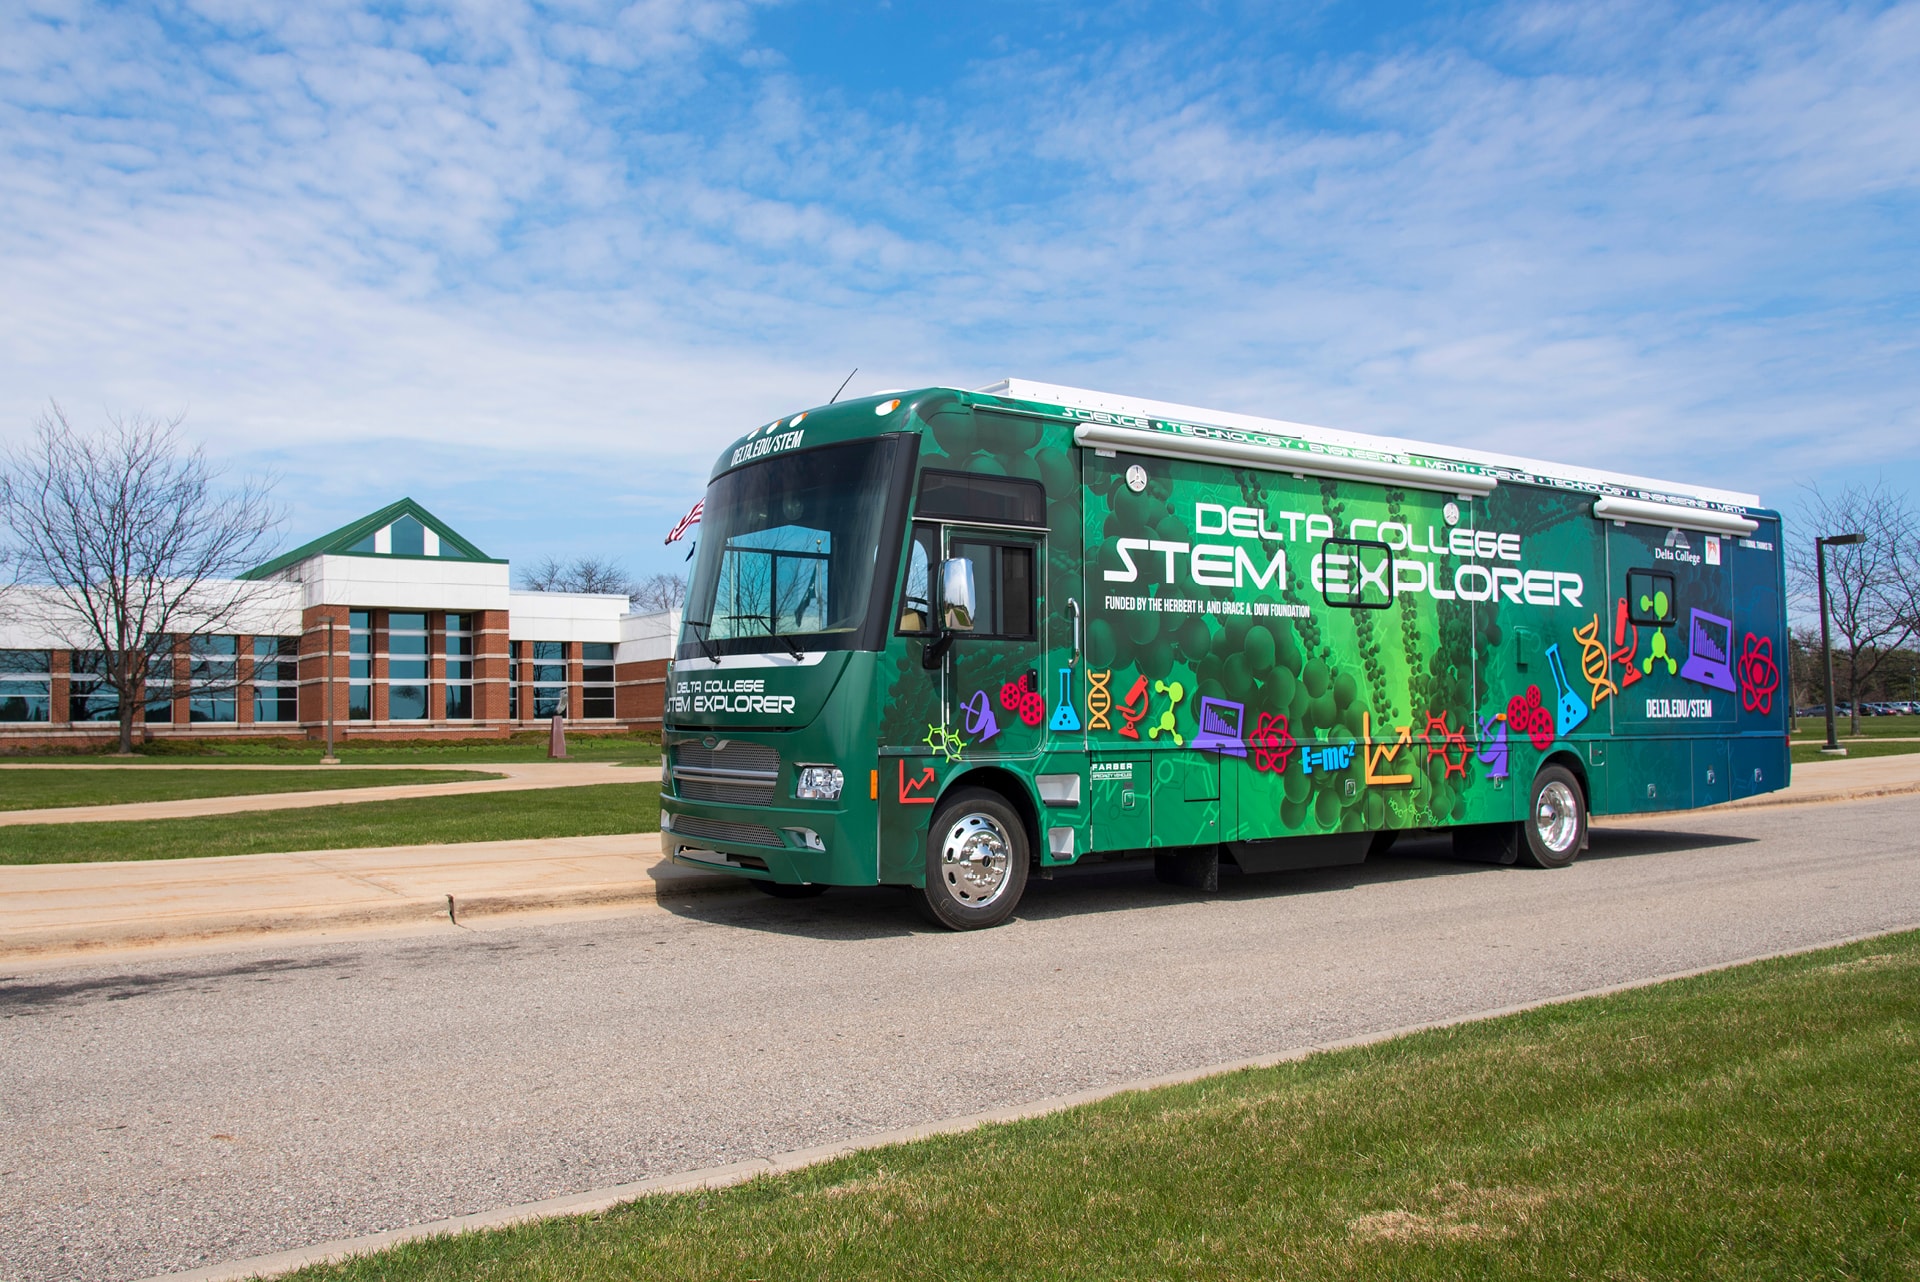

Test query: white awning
[1591,495,1758,536]
[1073,422,1497,496]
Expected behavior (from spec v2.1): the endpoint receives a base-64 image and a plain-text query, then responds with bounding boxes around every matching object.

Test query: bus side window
[1626,569,1677,627]
[898,524,937,633]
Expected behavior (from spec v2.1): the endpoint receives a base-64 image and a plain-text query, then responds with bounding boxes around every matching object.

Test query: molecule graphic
[922,724,967,764]
[1642,630,1678,676]
[1419,711,1472,779]
[1148,680,1185,746]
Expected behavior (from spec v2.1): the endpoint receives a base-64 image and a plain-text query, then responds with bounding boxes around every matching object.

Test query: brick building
[0,499,678,748]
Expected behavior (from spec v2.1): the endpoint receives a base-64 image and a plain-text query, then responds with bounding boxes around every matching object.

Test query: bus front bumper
[660,798,874,886]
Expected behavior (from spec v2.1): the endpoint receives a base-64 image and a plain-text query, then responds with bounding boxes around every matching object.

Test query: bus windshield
[681,437,910,657]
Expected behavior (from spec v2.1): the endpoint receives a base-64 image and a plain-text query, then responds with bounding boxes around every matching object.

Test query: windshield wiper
[685,617,718,663]
[774,630,804,660]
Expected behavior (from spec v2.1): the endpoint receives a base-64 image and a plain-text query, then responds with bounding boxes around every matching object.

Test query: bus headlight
[795,766,844,800]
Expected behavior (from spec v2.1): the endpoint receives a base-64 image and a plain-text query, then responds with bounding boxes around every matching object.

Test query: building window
[508,642,519,720]
[388,612,430,720]
[531,641,567,719]
[0,650,51,722]
[253,637,300,723]
[444,614,474,720]
[144,638,177,723]
[188,635,239,723]
[69,651,118,723]
[390,514,427,556]
[582,642,615,719]
[349,611,372,720]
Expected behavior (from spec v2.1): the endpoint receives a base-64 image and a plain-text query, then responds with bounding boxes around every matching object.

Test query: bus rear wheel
[1521,765,1586,869]
[920,788,1029,930]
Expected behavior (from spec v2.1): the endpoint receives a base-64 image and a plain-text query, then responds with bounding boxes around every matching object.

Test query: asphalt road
[5,797,1919,1282]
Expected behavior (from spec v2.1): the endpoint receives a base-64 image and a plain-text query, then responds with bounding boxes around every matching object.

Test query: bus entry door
[943,529,1045,763]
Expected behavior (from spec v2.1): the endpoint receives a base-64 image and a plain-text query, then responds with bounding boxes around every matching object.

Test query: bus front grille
[670,740,781,806]
[673,740,780,775]
[670,814,781,847]
[676,776,777,806]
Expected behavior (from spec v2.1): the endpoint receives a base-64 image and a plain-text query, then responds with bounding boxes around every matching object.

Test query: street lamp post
[319,614,340,765]
[1816,532,1866,756]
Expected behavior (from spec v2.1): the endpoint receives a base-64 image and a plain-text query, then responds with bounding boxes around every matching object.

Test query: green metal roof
[241,498,503,580]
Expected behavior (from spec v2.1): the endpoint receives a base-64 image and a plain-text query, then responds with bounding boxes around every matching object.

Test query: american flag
[664,499,703,545]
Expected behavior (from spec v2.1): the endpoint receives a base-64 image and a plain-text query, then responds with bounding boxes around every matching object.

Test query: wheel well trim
[937,766,1041,858]
[1538,749,1591,808]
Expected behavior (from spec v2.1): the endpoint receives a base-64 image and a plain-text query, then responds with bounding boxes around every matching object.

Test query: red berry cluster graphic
[1507,685,1554,751]
[1000,673,1044,727]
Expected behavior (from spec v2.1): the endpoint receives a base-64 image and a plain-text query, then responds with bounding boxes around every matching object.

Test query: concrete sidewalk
[1716,752,1920,810]
[0,832,735,960]
[0,761,662,826]
[5,753,1917,963]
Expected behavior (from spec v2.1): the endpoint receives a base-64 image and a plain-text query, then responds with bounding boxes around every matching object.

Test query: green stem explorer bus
[661,379,1788,929]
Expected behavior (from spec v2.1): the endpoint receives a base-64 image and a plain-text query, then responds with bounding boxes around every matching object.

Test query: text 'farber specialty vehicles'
[660,380,1788,929]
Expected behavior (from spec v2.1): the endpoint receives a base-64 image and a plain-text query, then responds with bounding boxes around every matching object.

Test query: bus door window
[947,539,1035,640]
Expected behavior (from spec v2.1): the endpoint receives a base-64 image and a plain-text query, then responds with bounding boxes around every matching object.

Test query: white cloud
[1,0,1916,571]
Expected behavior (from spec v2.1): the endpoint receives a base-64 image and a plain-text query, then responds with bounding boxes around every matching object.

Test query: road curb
[0,870,746,962]
[1717,780,1920,811]
[133,923,1918,1282]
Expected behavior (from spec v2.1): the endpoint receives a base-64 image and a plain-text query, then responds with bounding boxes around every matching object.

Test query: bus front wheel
[920,789,1030,930]
[1521,765,1586,869]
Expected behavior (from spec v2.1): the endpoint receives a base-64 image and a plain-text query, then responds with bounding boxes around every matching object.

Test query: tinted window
[916,470,1045,527]
[949,539,1036,639]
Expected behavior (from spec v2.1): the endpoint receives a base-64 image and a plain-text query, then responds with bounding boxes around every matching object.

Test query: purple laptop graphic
[1192,696,1248,757]
[1679,608,1737,693]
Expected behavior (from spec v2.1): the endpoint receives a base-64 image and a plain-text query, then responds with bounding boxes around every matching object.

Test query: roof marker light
[876,400,900,415]
[790,412,807,426]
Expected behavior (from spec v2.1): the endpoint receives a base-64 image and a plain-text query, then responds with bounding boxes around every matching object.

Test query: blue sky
[3,0,1916,582]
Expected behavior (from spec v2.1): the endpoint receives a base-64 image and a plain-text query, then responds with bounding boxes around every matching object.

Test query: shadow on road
[1581,825,1759,861]
[0,953,358,1014]
[658,823,1760,940]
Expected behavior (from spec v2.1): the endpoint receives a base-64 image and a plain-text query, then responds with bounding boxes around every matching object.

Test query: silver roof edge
[972,378,1761,511]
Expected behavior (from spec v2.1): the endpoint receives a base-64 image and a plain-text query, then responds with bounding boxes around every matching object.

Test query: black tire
[752,880,829,899]
[1520,764,1586,869]
[919,788,1030,930]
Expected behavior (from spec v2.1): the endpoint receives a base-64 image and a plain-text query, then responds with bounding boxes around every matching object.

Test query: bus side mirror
[941,557,977,632]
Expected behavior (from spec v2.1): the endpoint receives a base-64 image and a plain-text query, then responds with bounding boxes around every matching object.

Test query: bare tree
[1786,482,1920,736]
[632,571,686,613]
[0,406,282,753]
[517,555,640,598]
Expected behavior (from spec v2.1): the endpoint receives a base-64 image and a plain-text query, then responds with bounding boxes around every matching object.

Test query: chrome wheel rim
[1534,780,1580,855]
[940,812,1013,907]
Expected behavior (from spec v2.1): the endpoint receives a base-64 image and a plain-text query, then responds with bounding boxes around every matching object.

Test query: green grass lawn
[0,782,659,864]
[285,929,1920,1282]
[1791,713,1920,740]
[1790,738,1920,765]
[2,730,661,766]
[0,767,499,812]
